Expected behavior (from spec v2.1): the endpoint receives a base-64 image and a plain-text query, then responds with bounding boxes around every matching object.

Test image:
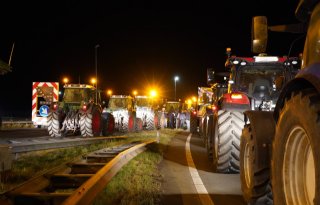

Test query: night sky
[0,0,303,118]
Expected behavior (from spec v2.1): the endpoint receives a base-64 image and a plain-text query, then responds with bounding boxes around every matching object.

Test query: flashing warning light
[231,93,243,99]
[224,93,250,105]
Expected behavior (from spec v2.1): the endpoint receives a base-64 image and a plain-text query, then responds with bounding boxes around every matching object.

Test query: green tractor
[47,84,111,137]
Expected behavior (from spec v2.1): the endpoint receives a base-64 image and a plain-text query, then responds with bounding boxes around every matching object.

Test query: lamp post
[95,44,100,104]
[174,76,179,101]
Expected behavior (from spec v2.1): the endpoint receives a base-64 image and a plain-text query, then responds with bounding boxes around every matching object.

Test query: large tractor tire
[205,115,214,160]
[120,113,134,132]
[146,112,155,130]
[101,112,115,136]
[240,124,273,205]
[135,118,143,131]
[190,114,197,133]
[272,90,320,205]
[201,116,207,140]
[47,110,64,137]
[154,112,160,130]
[213,110,244,173]
[80,106,102,137]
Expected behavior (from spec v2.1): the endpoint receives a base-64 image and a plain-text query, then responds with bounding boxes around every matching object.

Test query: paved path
[159,130,246,205]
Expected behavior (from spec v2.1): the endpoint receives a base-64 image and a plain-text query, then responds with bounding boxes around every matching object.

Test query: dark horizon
[0,0,304,118]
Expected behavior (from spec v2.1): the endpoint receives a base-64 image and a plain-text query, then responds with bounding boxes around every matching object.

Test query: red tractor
[239,1,320,204]
[210,49,300,173]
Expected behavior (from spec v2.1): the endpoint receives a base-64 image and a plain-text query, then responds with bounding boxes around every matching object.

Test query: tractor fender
[243,110,275,168]
[274,63,320,122]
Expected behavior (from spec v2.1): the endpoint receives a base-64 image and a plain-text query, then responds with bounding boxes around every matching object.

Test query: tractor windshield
[136,97,152,107]
[63,88,92,103]
[236,65,284,98]
[108,98,129,109]
[165,102,180,113]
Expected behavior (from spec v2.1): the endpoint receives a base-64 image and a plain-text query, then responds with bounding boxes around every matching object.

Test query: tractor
[103,95,140,132]
[47,83,112,137]
[210,49,300,173]
[134,95,160,130]
[239,1,320,204]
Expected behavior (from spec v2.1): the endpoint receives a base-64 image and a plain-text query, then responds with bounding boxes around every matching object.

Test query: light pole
[95,44,100,104]
[174,76,179,101]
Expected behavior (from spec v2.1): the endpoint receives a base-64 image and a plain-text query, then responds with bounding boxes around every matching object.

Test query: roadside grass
[94,129,178,205]
[0,129,181,204]
[0,130,178,195]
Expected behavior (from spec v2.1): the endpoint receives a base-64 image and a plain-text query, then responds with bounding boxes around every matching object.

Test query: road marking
[185,133,214,205]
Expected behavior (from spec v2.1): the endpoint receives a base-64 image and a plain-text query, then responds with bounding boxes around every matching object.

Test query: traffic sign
[39,105,50,117]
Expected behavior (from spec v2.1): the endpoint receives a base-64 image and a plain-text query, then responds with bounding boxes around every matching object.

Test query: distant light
[174,76,179,81]
[133,90,138,96]
[63,77,69,84]
[292,60,298,65]
[150,90,157,97]
[91,78,97,84]
[107,89,112,96]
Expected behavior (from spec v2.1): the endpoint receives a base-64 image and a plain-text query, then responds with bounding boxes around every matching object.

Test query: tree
[0,58,11,75]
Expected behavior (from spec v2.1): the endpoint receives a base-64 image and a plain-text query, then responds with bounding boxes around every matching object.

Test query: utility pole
[95,44,100,104]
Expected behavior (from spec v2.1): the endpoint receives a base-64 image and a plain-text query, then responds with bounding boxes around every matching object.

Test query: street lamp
[95,44,100,104]
[91,78,96,87]
[133,90,138,97]
[107,89,112,97]
[174,76,179,101]
[63,77,69,85]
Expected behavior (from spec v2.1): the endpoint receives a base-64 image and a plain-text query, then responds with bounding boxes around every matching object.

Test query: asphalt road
[158,130,246,205]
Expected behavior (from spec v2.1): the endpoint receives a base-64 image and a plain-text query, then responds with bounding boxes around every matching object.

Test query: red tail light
[53,104,58,110]
[82,105,87,111]
[212,105,217,111]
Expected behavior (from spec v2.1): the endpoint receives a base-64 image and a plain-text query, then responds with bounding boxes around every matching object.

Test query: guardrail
[2,140,156,205]
[1,119,34,128]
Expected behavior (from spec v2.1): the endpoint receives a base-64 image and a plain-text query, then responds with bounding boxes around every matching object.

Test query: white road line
[185,133,214,205]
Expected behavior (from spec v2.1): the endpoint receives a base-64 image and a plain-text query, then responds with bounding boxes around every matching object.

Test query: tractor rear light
[212,105,217,111]
[240,61,247,66]
[53,103,58,110]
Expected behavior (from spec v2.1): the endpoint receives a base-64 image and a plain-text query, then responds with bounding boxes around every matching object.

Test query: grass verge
[94,129,179,205]
[0,129,182,204]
